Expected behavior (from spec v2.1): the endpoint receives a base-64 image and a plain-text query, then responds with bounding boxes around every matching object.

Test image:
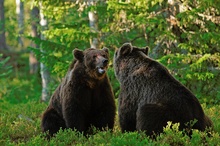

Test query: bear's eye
[102,54,106,58]
[93,55,96,59]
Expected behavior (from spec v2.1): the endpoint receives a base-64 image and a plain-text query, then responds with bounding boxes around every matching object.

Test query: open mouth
[97,67,106,74]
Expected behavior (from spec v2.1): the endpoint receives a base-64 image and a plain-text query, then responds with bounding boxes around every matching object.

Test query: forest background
[0,0,220,145]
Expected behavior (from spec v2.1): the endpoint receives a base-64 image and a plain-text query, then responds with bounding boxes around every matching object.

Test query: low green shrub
[0,99,219,145]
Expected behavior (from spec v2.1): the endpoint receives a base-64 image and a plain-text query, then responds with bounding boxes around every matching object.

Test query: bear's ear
[119,43,133,56]
[102,47,109,54]
[143,46,150,55]
[73,48,84,61]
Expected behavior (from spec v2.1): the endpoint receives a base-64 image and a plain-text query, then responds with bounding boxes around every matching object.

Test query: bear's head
[73,47,110,79]
[113,43,149,80]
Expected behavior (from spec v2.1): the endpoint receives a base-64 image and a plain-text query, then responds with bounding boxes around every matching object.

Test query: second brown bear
[113,43,212,136]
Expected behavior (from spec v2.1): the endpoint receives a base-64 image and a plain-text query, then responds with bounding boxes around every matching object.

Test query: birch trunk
[88,0,99,49]
[0,0,8,50]
[15,0,24,48]
[88,11,99,49]
[40,3,50,102]
[29,6,40,74]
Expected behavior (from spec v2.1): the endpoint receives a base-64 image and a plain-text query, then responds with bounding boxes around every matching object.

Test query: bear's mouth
[97,67,106,74]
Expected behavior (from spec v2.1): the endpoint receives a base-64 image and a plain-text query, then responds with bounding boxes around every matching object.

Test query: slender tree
[0,0,7,50]
[15,0,24,48]
[88,0,100,49]
[40,3,50,102]
[88,11,99,48]
[29,6,40,74]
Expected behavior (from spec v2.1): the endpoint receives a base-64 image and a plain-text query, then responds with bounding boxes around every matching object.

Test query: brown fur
[113,43,213,136]
[41,48,116,137]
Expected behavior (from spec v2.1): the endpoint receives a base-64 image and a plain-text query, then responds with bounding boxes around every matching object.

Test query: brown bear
[41,47,116,137]
[113,43,213,136]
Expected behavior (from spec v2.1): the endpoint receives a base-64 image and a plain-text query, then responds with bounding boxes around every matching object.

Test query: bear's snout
[102,59,108,66]
[95,56,109,75]
[96,56,109,67]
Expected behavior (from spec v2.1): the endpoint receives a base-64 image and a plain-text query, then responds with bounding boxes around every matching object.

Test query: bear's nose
[102,59,108,64]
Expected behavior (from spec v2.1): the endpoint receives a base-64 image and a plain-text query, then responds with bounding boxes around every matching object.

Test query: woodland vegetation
[0,0,220,145]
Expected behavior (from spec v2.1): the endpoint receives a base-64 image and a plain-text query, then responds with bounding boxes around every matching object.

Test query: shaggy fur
[41,48,116,137]
[113,43,213,136]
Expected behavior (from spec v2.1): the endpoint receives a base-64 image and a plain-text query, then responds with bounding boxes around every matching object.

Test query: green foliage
[22,0,220,104]
[27,37,71,77]
[0,52,42,104]
[158,53,220,104]
[4,0,33,50]
[0,54,12,78]
[4,0,18,48]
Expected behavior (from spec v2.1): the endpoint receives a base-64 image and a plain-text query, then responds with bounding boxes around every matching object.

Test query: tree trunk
[0,0,8,51]
[88,11,99,49]
[40,63,50,102]
[40,3,50,102]
[15,0,24,48]
[88,0,100,49]
[29,6,40,74]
